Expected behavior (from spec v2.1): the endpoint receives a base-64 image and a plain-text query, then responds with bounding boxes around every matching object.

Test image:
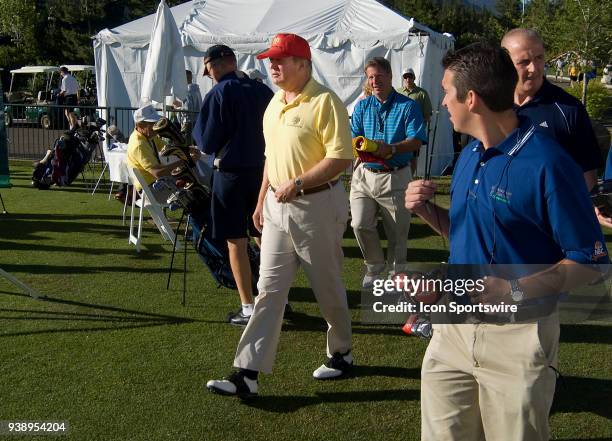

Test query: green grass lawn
[0,161,610,441]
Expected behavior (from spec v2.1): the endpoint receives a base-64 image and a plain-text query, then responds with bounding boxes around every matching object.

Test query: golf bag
[157,152,260,291]
[32,118,106,189]
[189,212,260,291]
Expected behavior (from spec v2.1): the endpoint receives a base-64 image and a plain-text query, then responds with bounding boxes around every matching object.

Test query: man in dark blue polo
[193,45,273,326]
[350,57,427,288]
[406,43,608,441]
[502,28,602,190]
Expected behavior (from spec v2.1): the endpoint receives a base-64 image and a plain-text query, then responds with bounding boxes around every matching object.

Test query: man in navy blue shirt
[193,45,273,326]
[502,28,602,190]
[406,43,608,441]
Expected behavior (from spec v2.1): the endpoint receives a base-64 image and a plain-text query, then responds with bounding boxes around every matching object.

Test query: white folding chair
[128,167,181,252]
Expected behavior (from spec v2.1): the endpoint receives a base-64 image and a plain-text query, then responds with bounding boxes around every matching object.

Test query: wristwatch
[391,145,397,155]
[509,279,524,303]
[294,177,304,195]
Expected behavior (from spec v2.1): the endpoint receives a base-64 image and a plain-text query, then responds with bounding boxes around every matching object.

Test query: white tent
[94,0,455,174]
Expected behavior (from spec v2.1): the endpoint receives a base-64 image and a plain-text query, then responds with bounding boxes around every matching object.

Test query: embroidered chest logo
[539,121,549,128]
[489,185,512,204]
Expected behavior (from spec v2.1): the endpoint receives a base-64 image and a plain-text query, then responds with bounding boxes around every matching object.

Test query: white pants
[350,163,412,273]
[233,184,352,374]
[421,317,559,441]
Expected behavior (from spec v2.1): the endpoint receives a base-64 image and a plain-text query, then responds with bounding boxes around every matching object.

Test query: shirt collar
[486,116,535,157]
[218,71,238,83]
[371,89,398,110]
[516,79,552,108]
[275,77,319,106]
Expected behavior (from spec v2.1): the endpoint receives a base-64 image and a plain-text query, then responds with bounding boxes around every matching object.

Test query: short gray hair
[501,28,544,47]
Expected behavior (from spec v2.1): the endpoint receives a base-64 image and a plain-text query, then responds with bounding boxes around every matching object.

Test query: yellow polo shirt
[263,77,352,188]
[126,130,165,190]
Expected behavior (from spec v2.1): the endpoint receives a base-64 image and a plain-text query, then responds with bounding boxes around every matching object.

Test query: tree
[496,0,522,31]
[384,0,502,48]
[0,0,45,67]
[558,0,612,63]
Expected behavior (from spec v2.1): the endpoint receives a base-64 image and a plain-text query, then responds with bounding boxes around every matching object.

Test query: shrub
[566,81,612,120]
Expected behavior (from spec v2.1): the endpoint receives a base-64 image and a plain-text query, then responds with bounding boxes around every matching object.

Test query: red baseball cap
[256,33,311,60]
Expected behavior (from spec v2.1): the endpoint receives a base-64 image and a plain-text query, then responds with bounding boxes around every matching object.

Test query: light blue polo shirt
[449,116,608,265]
[351,90,427,169]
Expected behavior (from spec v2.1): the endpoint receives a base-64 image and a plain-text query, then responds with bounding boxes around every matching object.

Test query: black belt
[363,164,408,174]
[270,179,338,196]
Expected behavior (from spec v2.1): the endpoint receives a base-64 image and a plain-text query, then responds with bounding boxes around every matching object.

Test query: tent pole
[0,268,45,299]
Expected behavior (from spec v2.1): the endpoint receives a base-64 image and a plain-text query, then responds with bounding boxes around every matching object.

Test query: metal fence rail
[5,104,108,160]
[6,104,198,160]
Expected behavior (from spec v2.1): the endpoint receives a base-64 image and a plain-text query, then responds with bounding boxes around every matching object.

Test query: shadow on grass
[243,388,420,413]
[0,291,197,337]
[0,240,172,258]
[10,182,99,193]
[282,310,408,337]
[1,220,127,238]
[288,287,362,308]
[343,245,449,263]
[551,375,612,419]
[0,263,175,275]
[352,364,420,379]
[559,324,612,345]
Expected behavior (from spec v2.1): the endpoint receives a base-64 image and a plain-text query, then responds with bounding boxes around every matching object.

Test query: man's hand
[274,179,299,203]
[188,146,201,161]
[595,206,612,229]
[405,179,437,211]
[371,141,392,159]
[252,202,264,233]
[471,276,512,305]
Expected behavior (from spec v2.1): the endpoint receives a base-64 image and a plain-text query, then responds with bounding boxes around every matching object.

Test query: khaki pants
[350,163,412,273]
[421,317,559,441]
[233,184,352,374]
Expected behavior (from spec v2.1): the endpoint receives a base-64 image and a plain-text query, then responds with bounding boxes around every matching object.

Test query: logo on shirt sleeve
[592,241,607,260]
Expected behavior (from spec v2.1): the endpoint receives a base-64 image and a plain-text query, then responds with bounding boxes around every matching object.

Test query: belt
[363,164,408,174]
[270,179,338,196]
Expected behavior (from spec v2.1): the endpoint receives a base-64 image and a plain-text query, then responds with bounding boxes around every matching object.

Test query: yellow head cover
[352,136,379,152]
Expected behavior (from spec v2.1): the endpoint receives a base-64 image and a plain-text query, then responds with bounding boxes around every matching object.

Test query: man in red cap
[207,33,354,397]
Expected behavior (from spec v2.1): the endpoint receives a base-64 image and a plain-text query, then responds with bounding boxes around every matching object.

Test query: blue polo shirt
[449,116,608,265]
[516,79,602,172]
[351,90,427,169]
[193,71,273,170]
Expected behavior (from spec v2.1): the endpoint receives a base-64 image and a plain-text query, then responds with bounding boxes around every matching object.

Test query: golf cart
[4,66,59,128]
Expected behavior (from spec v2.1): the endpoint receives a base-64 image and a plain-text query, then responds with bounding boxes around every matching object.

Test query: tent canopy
[94,0,454,174]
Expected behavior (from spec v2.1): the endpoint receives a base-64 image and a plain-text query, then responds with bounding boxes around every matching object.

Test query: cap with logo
[203,44,236,76]
[402,68,415,78]
[256,33,311,60]
[133,104,161,123]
